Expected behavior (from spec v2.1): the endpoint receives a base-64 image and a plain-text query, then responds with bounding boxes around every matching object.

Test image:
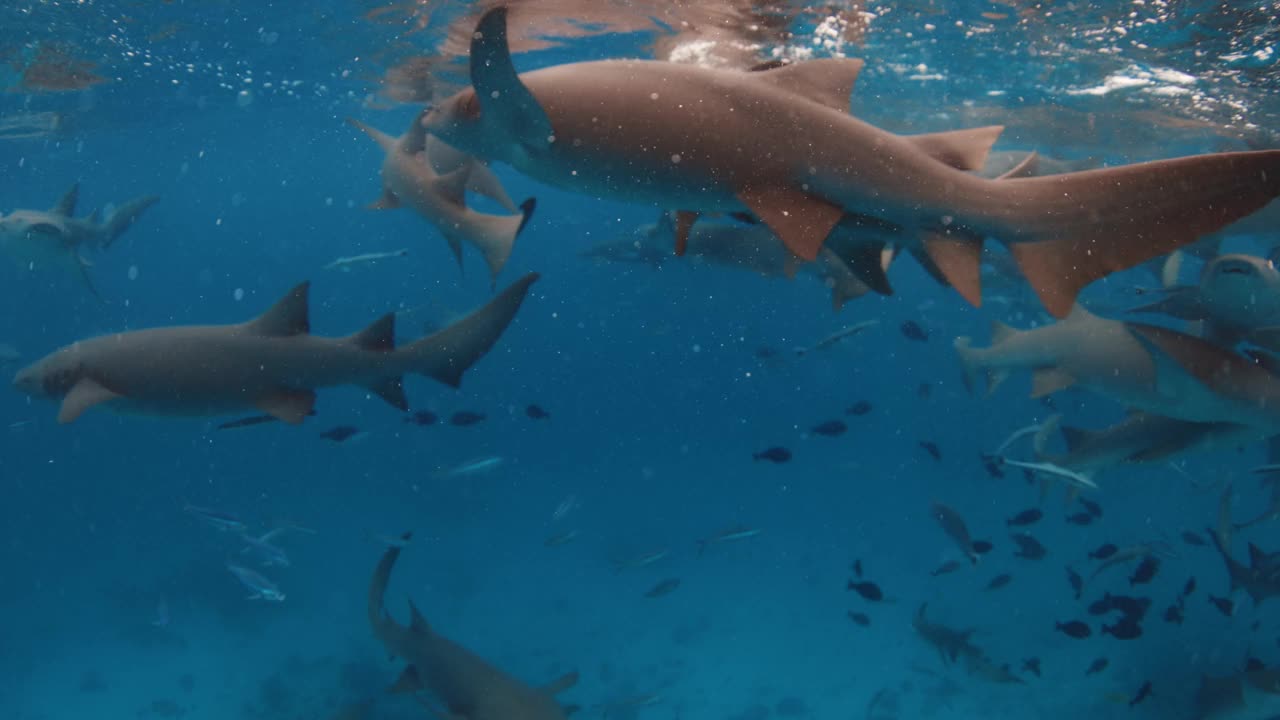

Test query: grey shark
[12,274,538,424]
[1208,525,1280,608]
[368,534,578,720]
[1130,253,1280,349]
[349,112,535,284]
[0,183,157,296]
[422,7,1280,318]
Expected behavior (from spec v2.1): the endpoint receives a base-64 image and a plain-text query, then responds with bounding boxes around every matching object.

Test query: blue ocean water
[1,2,1278,719]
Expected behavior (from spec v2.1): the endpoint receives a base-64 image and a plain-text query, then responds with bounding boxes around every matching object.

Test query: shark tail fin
[400,272,538,388]
[994,150,1280,318]
[102,195,159,249]
[443,198,536,287]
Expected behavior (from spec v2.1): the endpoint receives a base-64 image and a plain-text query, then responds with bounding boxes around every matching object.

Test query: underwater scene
[3,1,1280,719]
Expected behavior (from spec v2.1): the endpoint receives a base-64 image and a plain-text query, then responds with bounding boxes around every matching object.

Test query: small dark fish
[404,410,438,426]
[1055,620,1092,639]
[525,404,550,420]
[1181,530,1207,547]
[218,409,317,430]
[917,382,931,399]
[1022,658,1041,678]
[845,401,873,416]
[1208,595,1235,617]
[811,420,847,437]
[1129,556,1160,586]
[644,578,681,598]
[847,581,884,602]
[755,346,779,360]
[980,454,1005,478]
[1088,543,1118,560]
[852,559,863,578]
[1129,681,1152,708]
[1065,511,1094,526]
[847,611,870,627]
[1162,604,1184,625]
[1011,532,1047,560]
[1007,509,1043,527]
[1079,498,1103,518]
[919,441,942,461]
[1085,658,1109,676]
[320,425,361,443]
[1101,618,1143,640]
[753,446,792,463]
[930,560,963,577]
[986,573,1012,591]
[1181,577,1196,598]
[900,321,929,342]
[450,411,486,426]
[971,540,994,555]
[1066,566,1083,599]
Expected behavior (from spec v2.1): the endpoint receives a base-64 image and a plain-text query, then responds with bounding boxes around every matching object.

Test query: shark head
[1200,254,1280,320]
[12,346,81,400]
[0,210,66,242]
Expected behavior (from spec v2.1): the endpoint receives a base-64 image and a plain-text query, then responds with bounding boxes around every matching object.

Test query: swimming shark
[0,183,157,296]
[955,305,1280,430]
[1208,522,1280,608]
[12,273,538,424]
[368,534,579,720]
[348,112,535,284]
[911,604,1022,684]
[1130,254,1280,349]
[421,7,1280,318]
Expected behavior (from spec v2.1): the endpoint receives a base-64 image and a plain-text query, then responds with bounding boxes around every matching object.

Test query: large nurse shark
[422,7,1280,318]
[12,274,538,424]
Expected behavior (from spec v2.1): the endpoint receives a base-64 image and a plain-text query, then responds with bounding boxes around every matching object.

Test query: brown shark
[12,273,538,424]
[421,7,1280,318]
[349,112,535,284]
[368,534,578,720]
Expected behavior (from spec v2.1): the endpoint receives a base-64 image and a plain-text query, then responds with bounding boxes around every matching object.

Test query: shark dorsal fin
[349,314,396,352]
[408,598,431,634]
[906,126,1005,172]
[389,665,424,694]
[470,7,555,151]
[246,282,311,336]
[52,183,79,216]
[748,58,864,113]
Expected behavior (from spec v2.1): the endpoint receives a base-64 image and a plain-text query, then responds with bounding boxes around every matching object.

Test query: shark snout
[1214,258,1260,277]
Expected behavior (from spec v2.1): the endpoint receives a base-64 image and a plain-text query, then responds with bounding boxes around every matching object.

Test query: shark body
[368,535,578,720]
[12,274,538,424]
[422,7,1280,318]
[0,183,157,295]
[349,113,535,284]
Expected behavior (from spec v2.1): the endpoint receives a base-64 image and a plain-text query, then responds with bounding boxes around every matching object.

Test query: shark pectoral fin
[364,376,409,411]
[906,126,1004,171]
[255,390,316,425]
[738,187,842,262]
[389,665,425,694]
[244,283,311,336]
[749,58,864,112]
[1030,367,1076,398]
[832,241,894,295]
[58,377,122,423]
[408,598,432,634]
[470,7,555,150]
[346,117,397,153]
[673,211,699,257]
[52,182,79,216]
[369,191,400,210]
[921,231,984,307]
[543,670,579,695]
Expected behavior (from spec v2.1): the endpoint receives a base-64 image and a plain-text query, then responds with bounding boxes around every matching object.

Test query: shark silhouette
[0,183,157,297]
[13,274,538,424]
[421,7,1280,318]
[368,534,579,720]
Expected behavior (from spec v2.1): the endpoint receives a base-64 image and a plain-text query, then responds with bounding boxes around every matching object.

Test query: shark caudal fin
[401,272,538,388]
[993,150,1280,318]
[444,198,536,288]
[102,195,159,249]
[368,531,412,633]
